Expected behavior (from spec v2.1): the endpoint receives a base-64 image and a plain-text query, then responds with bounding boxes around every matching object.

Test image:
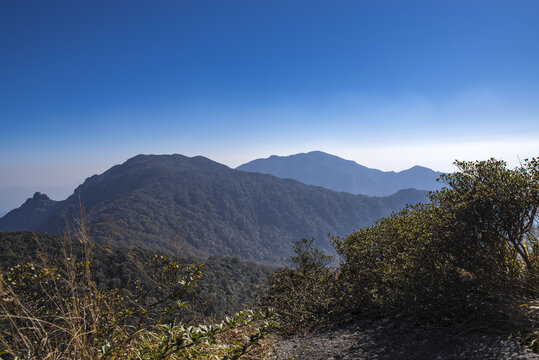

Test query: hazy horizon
[1,1,538,212]
[0,149,531,216]
[0,150,444,215]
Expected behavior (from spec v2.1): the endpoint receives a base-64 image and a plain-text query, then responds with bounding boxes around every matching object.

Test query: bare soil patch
[271,320,538,360]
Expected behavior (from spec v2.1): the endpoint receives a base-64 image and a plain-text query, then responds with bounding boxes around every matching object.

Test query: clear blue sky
[1,1,538,207]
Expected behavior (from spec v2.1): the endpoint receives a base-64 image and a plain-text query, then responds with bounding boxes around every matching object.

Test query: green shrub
[337,158,539,325]
[261,238,337,333]
[334,203,468,321]
[0,231,276,359]
[264,158,539,342]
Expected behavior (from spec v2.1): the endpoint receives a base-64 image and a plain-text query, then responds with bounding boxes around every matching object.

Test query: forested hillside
[0,154,428,264]
[0,231,273,320]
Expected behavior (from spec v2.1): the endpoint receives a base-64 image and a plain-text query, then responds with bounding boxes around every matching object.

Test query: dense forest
[0,232,273,320]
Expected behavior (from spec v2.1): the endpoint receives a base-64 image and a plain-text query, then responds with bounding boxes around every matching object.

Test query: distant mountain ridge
[0,185,73,217]
[237,151,443,196]
[0,154,428,264]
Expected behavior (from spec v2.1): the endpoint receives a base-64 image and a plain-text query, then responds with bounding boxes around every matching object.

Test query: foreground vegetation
[263,158,539,351]
[0,232,273,321]
[0,230,276,359]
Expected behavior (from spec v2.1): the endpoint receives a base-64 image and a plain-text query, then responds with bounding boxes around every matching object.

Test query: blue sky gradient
[1,0,538,209]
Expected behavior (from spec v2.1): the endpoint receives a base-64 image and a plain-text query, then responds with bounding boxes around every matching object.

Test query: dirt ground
[270,319,539,360]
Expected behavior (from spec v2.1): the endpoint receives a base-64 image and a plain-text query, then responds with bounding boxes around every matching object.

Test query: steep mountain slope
[237,151,443,196]
[0,154,428,264]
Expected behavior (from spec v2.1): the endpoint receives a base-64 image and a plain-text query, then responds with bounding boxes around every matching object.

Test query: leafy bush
[339,158,539,324]
[334,203,466,321]
[264,158,539,344]
[261,238,337,333]
[0,230,276,359]
[0,231,274,322]
[433,158,539,275]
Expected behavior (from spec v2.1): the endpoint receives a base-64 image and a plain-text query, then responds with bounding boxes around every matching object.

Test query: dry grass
[0,219,120,359]
[0,204,277,359]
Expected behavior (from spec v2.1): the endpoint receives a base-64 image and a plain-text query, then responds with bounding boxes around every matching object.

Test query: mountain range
[237,151,443,196]
[0,154,430,264]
